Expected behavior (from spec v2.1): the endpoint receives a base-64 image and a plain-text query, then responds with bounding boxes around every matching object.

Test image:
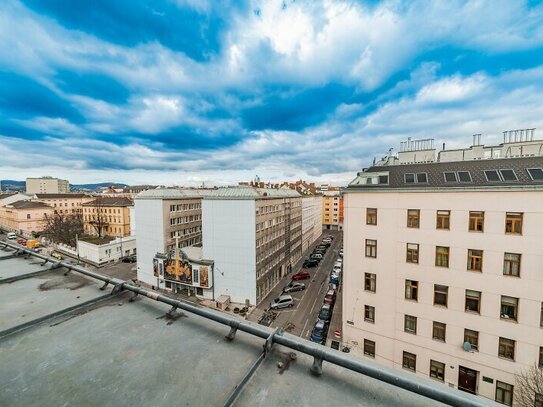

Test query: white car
[7,232,17,240]
[333,265,342,274]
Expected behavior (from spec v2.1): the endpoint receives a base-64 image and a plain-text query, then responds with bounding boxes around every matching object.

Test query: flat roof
[0,244,491,407]
[135,188,213,200]
[205,186,301,200]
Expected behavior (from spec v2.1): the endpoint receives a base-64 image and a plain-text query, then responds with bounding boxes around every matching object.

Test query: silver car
[270,294,294,309]
[283,281,306,293]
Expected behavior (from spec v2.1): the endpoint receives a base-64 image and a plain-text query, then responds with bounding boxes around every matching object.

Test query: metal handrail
[0,240,489,406]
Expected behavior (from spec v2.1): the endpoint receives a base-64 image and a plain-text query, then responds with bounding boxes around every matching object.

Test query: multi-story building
[301,195,323,252]
[34,193,93,216]
[135,188,208,288]
[322,189,343,230]
[82,197,133,238]
[342,133,543,406]
[0,200,53,236]
[26,177,69,194]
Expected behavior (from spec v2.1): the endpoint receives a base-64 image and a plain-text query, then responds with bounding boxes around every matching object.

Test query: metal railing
[0,240,489,407]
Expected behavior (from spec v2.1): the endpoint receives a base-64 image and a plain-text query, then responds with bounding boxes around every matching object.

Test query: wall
[78,236,136,265]
[135,199,165,287]
[0,205,53,237]
[302,196,322,252]
[203,199,256,305]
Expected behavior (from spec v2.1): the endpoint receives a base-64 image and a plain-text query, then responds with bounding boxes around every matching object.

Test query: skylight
[444,172,457,182]
[499,169,518,181]
[484,170,501,182]
[457,171,472,182]
[527,168,543,181]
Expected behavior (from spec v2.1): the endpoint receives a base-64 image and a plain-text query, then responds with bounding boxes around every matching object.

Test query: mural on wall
[153,259,159,277]
[200,266,209,288]
[164,257,192,284]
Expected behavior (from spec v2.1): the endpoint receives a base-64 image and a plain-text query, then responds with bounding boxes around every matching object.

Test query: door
[458,366,478,394]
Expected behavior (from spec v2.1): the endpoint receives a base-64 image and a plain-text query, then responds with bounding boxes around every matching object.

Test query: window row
[365,208,524,234]
[169,203,201,212]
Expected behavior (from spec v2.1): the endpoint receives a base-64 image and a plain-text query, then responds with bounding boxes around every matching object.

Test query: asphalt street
[252,229,343,340]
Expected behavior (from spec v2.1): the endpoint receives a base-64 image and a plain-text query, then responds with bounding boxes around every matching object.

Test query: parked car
[338,248,343,257]
[322,237,332,244]
[324,289,337,305]
[26,239,41,248]
[318,303,332,322]
[329,273,339,286]
[333,263,342,272]
[7,232,17,240]
[313,249,326,256]
[122,255,137,263]
[292,271,311,280]
[316,244,327,251]
[270,294,294,310]
[303,259,318,268]
[17,238,27,245]
[325,235,334,240]
[310,253,323,261]
[283,281,305,293]
[50,252,63,260]
[321,241,331,248]
[310,320,327,344]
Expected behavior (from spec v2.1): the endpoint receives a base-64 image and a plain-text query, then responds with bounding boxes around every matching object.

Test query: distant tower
[254,175,260,184]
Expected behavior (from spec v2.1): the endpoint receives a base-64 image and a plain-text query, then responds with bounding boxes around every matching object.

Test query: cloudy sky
[1,0,543,186]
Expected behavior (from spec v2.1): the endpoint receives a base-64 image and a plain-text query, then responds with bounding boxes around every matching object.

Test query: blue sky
[1,0,543,186]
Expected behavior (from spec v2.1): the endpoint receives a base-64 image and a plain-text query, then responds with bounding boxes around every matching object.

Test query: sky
[1,0,543,186]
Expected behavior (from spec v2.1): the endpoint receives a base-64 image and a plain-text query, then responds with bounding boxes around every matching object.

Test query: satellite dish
[463,341,472,352]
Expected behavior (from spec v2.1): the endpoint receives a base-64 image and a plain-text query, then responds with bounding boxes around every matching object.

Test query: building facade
[0,200,54,236]
[343,135,543,406]
[26,177,69,194]
[301,195,323,252]
[322,189,343,230]
[82,197,133,237]
[34,193,93,216]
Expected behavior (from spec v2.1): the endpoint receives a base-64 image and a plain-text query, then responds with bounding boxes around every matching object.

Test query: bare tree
[88,198,107,238]
[43,213,83,246]
[515,364,543,407]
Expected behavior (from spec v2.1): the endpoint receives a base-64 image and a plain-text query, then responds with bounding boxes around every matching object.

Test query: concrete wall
[78,236,136,265]
[342,189,543,404]
[135,199,165,287]
[302,196,322,252]
[203,199,256,305]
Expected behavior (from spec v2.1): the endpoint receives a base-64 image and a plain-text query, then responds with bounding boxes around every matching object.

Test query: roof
[136,188,212,200]
[82,197,133,207]
[0,245,490,407]
[35,193,91,199]
[6,200,52,209]
[205,187,301,200]
[347,156,543,192]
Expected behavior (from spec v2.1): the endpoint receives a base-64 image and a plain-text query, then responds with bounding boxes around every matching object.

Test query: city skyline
[1,1,543,185]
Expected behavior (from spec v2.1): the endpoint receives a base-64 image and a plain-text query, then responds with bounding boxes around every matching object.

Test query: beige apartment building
[26,177,69,194]
[0,200,54,236]
[82,197,133,237]
[34,193,93,216]
[322,189,343,230]
[343,133,543,406]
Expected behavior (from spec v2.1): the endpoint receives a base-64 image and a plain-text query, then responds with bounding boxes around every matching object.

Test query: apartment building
[322,189,343,230]
[302,195,323,252]
[82,197,133,237]
[135,188,208,288]
[343,133,543,406]
[26,177,69,194]
[34,193,93,216]
[0,200,53,236]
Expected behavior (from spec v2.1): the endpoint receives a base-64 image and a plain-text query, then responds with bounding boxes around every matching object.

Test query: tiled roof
[347,156,543,191]
[205,187,301,200]
[7,200,52,209]
[82,197,133,207]
[135,188,213,200]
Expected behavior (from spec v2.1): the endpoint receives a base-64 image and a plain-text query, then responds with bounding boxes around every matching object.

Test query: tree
[43,213,84,247]
[515,364,543,407]
[88,198,107,238]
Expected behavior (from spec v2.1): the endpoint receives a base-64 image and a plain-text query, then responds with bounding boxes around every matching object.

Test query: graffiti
[200,266,209,288]
[164,258,192,284]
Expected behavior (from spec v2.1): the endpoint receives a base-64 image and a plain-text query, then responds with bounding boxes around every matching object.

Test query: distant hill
[0,180,128,192]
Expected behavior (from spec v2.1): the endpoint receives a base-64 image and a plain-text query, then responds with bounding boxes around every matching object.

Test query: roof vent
[503,128,535,143]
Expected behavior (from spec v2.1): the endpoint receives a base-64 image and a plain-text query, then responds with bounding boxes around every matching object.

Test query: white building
[26,177,69,194]
[77,236,137,266]
[301,195,322,252]
[343,134,543,406]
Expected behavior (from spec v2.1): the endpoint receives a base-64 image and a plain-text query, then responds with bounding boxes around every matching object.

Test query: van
[7,232,17,240]
[310,320,326,344]
[270,294,294,310]
[26,240,41,248]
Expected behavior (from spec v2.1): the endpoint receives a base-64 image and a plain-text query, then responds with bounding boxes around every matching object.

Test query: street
[249,229,343,342]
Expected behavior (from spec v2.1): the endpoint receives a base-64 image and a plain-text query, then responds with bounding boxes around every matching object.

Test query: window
[498,337,515,360]
[541,303,543,327]
[378,175,389,184]
[364,273,376,292]
[405,173,415,183]
[405,280,418,301]
[365,239,377,258]
[469,211,484,232]
[527,168,543,180]
[364,339,375,358]
[436,210,450,230]
[467,249,483,272]
[407,209,420,228]
[535,393,543,407]
[501,296,518,321]
[402,351,416,372]
[539,346,543,368]
[416,173,428,183]
[485,170,501,182]
[404,315,417,334]
[366,208,377,225]
[434,285,448,307]
[495,381,514,406]
[364,305,375,323]
[435,246,449,267]
[429,360,445,382]
[457,171,472,182]
[26,214,31,219]
[432,322,446,342]
[505,212,523,234]
[500,169,518,181]
[444,172,457,182]
[406,243,419,263]
[503,253,521,277]
[465,290,481,313]
[464,329,479,351]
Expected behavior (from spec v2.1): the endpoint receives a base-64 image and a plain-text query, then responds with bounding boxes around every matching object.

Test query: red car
[17,239,27,246]
[292,271,311,280]
[324,289,336,305]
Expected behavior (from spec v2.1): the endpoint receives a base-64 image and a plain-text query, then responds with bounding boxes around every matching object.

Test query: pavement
[248,230,343,342]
